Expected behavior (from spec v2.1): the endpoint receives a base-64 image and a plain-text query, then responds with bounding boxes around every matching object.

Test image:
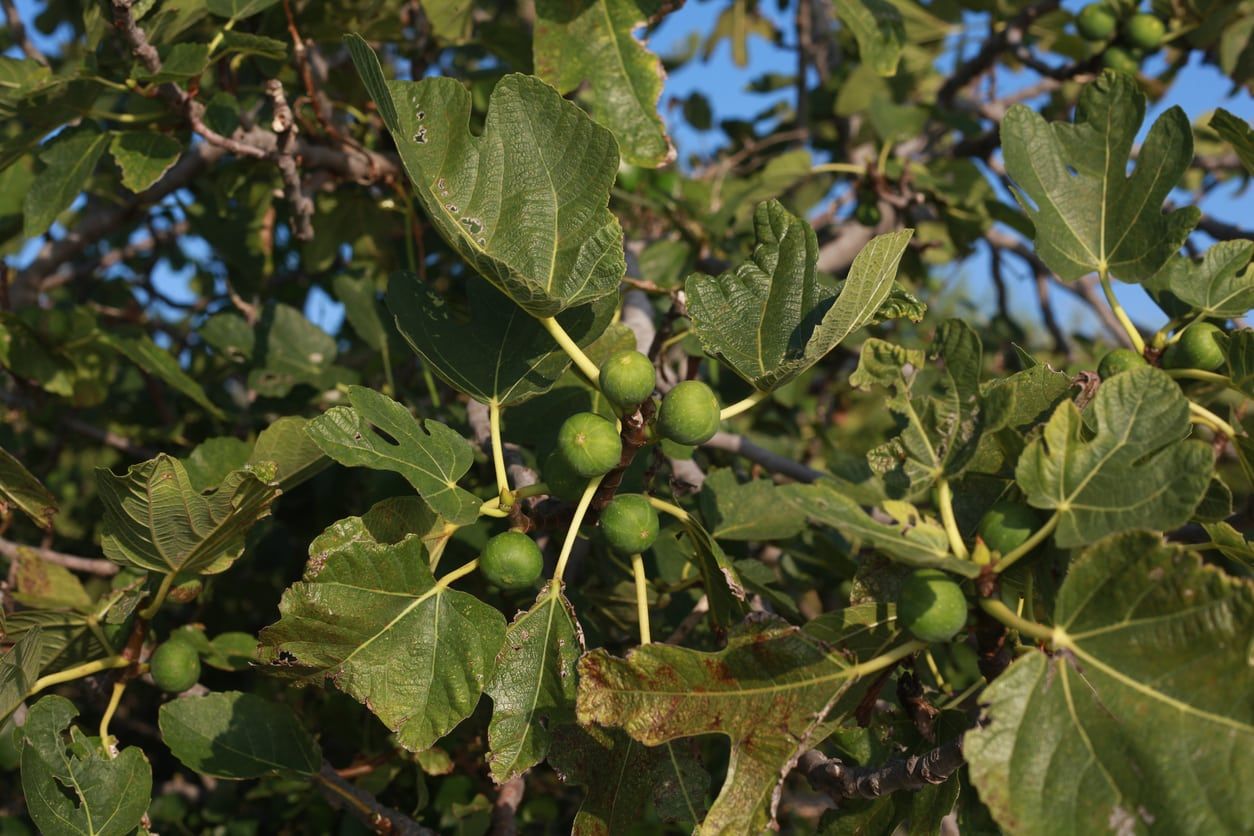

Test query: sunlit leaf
[967,532,1254,835]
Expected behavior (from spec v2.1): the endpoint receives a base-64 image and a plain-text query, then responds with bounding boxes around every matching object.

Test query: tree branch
[798,737,965,803]
[265,79,315,241]
[2,0,48,65]
[937,1,1061,105]
[490,776,525,836]
[702,432,824,483]
[0,537,120,576]
[315,763,437,835]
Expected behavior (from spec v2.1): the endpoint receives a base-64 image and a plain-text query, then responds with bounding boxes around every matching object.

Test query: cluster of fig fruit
[1076,3,1166,75]
[479,350,724,590]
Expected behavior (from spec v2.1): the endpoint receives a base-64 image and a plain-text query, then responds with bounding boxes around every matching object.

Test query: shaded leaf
[1002,71,1198,282]
[108,132,181,193]
[534,0,673,166]
[23,125,110,238]
[850,319,1012,497]
[485,587,583,782]
[388,272,615,406]
[966,532,1254,836]
[12,550,90,610]
[249,303,356,397]
[249,416,329,491]
[306,386,480,524]
[346,35,625,317]
[686,200,912,391]
[182,437,250,493]
[0,628,43,724]
[20,695,152,836]
[1015,368,1211,546]
[205,0,277,19]
[781,482,980,578]
[423,0,474,42]
[0,445,57,529]
[259,520,504,752]
[159,691,321,779]
[577,613,913,832]
[102,333,225,418]
[1227,328,1254,398]
[333,274,388,351]
[1211,107,1254,174]
[96,454,280,575]
[549,725,709,834]
[698,467,806,541]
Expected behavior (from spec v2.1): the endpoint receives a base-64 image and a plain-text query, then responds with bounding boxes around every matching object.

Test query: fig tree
[657,380,721,445]
[977,500,1043,555]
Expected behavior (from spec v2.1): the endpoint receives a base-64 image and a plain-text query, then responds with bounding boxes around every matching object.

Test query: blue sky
[7,0,1253,341]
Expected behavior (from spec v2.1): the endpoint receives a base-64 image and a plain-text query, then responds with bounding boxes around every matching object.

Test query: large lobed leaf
[1153,239,1254,318]
[1002,71,1198,283]
[1,627,43,724]
[686,200,912,392]
[20,695,152,836]
[259,517,505,752]
[577,610,905,832]
[346,35,625,317]
[1014,367,1211,547]
[96,454,280,576]
[967,532,1254,835]
[306,386,481,524]
[534,0,673,167]
[388,272,616,406]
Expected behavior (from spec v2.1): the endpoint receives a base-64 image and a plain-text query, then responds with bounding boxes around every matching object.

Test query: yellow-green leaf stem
[993,513,1060,574]
[718,389,769,421]
[631,553,651,645]
[541,316,602,384]
[1099,269,1146,354]
[935,478,968,560]
[489,400,511,501]
[977,597,1056,644]
[552,476,605,587]
[28,655,130,698]
[1187,401,1238,439]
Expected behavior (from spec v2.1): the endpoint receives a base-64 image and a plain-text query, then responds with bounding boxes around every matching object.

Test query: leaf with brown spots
[576,610,908,832]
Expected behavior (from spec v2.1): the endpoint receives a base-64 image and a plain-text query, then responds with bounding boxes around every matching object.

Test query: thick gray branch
[799,737,964,802]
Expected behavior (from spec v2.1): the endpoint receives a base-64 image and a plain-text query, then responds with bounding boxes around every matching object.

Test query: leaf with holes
[306,386,481,524]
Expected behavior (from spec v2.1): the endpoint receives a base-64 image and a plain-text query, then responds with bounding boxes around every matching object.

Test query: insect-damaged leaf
[306,386,481,524]
[485,586,583,783]
[1002,71,1198,283]
[259,517,505,752]
[1014,367,1211,547]
[966,532,1254,836]
[20,695,152,836]
[346,35,625,317]
[577,612,909,832]
[686,200,912,392]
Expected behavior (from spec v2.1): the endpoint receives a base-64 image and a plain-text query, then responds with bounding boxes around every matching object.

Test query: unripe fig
[480,532,544,589]
[557,412,623,477]
[896,569,968,643]
[977,500,1044,555]
[150,640,201,693]
[1076,3,1117,41]
[1164,322,1225,371]
[600,494,660,555]
[1097,347,1147,378]
[657,381,720,446]
[600,350,656,410]
[1124,13,1165,51]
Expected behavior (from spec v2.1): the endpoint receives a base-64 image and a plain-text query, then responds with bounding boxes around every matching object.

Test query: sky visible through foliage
[8,0,1254,337]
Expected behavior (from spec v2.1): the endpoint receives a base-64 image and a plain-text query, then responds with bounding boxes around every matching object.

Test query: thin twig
[266,79,315,241]
[316,763,437,835]
[0,537,120,576]
[490,776,525,836]
[702,432,824,483]
[937,1,1061,105]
